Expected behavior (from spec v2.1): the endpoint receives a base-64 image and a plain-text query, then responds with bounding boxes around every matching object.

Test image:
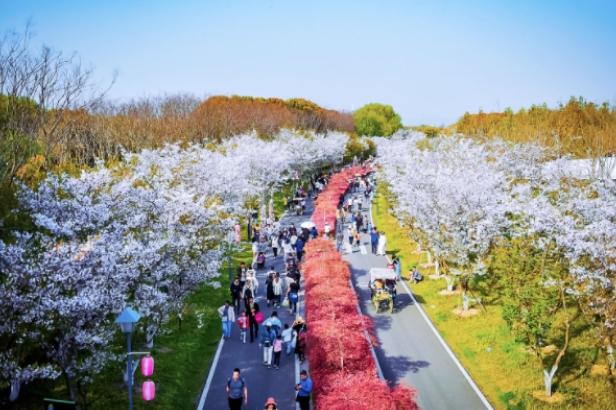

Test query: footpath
[199,199,313,410]
[341,188,493,410]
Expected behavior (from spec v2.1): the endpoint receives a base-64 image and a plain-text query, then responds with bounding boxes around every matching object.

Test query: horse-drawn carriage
[369,268,397,313]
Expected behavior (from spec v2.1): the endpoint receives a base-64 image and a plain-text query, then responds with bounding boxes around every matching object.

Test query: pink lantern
[141,355,154,377]
[235,224,241,233]
[143,380,155,401]
[235,233,241,243]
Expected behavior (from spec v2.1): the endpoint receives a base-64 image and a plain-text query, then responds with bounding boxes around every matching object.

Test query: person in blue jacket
[370,228,379,254]
[295,370,313,410]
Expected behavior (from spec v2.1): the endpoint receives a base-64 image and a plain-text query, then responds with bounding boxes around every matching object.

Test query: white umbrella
[300,221,316,229]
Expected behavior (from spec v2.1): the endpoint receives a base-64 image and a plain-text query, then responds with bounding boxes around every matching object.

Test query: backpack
[263,332,272,347]
[289,292,299,303]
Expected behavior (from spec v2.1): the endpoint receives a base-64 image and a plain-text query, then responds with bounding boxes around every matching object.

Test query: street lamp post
[115,307,141,410]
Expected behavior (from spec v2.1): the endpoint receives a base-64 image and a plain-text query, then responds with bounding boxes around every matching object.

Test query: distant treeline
[455,97,616,157]
[1,93,355,176]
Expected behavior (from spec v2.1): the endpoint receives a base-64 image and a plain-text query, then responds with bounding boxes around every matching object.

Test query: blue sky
[2,0,615,125]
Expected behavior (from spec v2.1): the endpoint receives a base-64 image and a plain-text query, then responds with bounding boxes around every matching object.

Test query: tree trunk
[543,366,558,397]
[445,275,455,292]
[9,379,20,402]
[64,371,81,410]
[434,259,439,277]
[145,325,156,348]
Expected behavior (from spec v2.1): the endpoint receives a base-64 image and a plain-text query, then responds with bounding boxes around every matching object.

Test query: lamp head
[115,307,141,334]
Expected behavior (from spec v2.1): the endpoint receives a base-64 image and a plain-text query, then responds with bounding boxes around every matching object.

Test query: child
[237,310,248,343]
[272,334,283,369]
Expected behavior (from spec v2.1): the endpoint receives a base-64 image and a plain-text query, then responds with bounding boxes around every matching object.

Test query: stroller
[256,252,266,269]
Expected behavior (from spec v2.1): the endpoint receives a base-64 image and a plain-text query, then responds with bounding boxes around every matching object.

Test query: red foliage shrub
[303,238,418,410]
[310,166,370,233]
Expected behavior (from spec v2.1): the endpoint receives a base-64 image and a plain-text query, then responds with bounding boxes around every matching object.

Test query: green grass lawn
[372,185,616,410]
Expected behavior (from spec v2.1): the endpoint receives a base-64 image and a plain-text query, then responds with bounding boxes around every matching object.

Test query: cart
[369,268,396,313]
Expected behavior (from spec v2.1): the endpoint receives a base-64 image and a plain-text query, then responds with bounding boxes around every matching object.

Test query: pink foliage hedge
[304,173,418,409]
[310,166,369,233]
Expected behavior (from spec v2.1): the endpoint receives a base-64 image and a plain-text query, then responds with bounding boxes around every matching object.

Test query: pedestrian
[392,255,401,281]
[377,232,387,256]
[247,297,260,343]
[226,368,248,410]
[264,311,282,335]
[348,226,354,245]
[282,239,293,263]
[247,269,259,294]
[266,273,275,307]
[230,277,243,314]
[341,207,347,222]
[237,310,248,343]
[283,196,288,211]
[364,214,370,233]
[237,262,247,288]
[324,222,331,238]
[287,277,300,314]
[271,234,279,258]
[282,324,294,355]
[310,226,318,239]
[295,237,305,261]
[272,276,284,307]
[218,300,235,339]
[370,228,379,254]
[336,230,344,252]
[410,267,423,284]
[354,229,361,246]
[295,331,306,363]
[272,334,283,369]
[264,397,278,410]
[242,280,254,311]
[295,370,313,410]
[259,324,277,368]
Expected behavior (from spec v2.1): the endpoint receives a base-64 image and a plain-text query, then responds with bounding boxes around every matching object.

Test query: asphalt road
[342,193,492,410]
[201,198,313,410]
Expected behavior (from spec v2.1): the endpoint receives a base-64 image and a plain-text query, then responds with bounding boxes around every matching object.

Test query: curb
[197,335,225,410]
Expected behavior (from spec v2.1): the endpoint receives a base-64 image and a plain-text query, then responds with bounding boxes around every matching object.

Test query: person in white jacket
[247,270,259,295]
[272,276,284,307]
[218,301,236,339]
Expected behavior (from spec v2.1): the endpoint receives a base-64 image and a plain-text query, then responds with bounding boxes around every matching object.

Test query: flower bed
[311,166,369,233]
[303,238,417,409]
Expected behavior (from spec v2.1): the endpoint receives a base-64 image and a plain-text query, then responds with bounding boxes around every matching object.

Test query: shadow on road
[382,356,430,386]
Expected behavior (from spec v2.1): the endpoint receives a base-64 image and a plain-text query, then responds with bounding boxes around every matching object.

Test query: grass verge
[372,185,616,410]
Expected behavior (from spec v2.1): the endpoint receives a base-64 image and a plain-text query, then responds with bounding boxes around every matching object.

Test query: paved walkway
[200,199,313,410]
[340,189,492,410]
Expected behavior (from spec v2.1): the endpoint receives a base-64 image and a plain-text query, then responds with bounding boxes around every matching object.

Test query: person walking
[370,228,379,254]
[237,310,248,343]
[237,262,247,288]
[354,229,361,247]
[348,226,354,245]
[259,324,277,368]
[295,237,305,262]
[282,324,294,355]
[230,278,243,314]
[266,272,275,307]
[226,368,248,409]
[287,277,300,315]
[242,280,254,311]
[336,230,344,253]
[272,275,284,307]
[247,269,259,295]
[377,232,387,256]
[272,334,283,369]
[392,255,402,281]
[271,234,279,258]
[247,297,260,343]
[295,370,313,410]
[218,301,235,339]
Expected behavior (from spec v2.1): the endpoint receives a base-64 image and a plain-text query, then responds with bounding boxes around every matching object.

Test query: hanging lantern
[235,233,241,243]
[142,380,155,401]
[141,355,154,377]
[235,224,241,233]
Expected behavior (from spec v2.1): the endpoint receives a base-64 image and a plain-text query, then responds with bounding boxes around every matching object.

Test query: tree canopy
[354,103,402,137]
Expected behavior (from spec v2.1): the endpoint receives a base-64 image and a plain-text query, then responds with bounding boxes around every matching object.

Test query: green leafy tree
[354,103,402,137]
